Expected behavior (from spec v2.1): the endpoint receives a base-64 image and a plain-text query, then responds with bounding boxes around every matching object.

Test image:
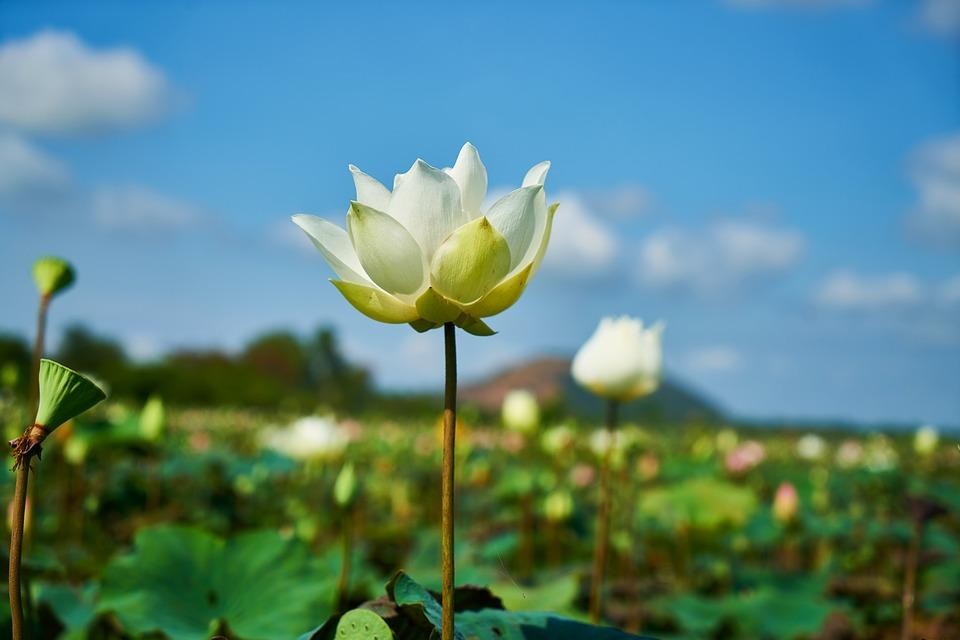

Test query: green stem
[9,461,30,640]
[27,296,49,424]
[441,322,457,640]
[589,398,618,624]
[336,508,353,613]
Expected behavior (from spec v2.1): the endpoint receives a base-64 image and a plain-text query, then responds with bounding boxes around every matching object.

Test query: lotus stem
[336,509,353,613]
[27,295,49,422]
[441,322,457,640]
[9,457,31,640]
[901,519,921,640]
[589,398,618,623]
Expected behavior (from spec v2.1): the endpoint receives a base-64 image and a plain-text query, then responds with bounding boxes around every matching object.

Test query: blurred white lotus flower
[293,143,557,336]
[796,434,827,461]
[571,316,664,402]
[914,424,939,456]
[864,435,898,472]
[589,428,618,458]
[501,389,540,434]
[264,416,348,460]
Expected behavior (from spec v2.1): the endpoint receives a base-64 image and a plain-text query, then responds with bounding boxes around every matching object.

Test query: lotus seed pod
[35,359,106,433]
[32,256,75,298]
[334,462,357,508]
[334,608,392,640]
[501,389,540,434]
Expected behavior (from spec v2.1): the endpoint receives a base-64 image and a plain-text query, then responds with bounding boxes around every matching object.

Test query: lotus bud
[139,395,165,441]
[501,389,540,434]
[32,256,75,299]
[772,482,799,524]
[334,462,357,508]
[544,490,574,523]
[572,316,664,402]
[724,440,766,476]
[914,425,938,457]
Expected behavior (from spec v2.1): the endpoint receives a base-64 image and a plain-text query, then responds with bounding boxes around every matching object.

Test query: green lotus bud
[334,462,357,508]
[32,256,75,299]
[139,395,165,441]
[501,389,540,434]
[35,359,106,432]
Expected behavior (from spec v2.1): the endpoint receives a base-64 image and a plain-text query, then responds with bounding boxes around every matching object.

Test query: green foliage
[97,525,334,640]
[638,477,757,532]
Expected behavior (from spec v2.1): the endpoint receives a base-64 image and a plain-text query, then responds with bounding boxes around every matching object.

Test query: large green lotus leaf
[97,525,333,640]
[489,573,579,614]
[373,572,654,640]
[36,583,97,638]
[637,477,756,532]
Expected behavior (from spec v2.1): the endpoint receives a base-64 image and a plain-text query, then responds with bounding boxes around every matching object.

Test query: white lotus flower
[571,316,664,401]
[796,434,827,461]
[501,389,540,434]
[914,424,939,456]
[292,143,557,335]
[263,415,348,460]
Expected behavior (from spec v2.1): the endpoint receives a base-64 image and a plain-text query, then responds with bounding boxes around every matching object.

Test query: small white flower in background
[914,424,939,456]
[292,143,557,336]
[263,416,348,461]
[501,389,540,434]
[571,316,665,402]
[796,434,827,461]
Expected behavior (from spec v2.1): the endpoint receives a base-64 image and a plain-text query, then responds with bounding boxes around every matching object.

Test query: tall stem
[27,296,49,423]
[589,398,619,623]
[441,322,457,640]
[901,520,921,640]
[9,462,30,640]
[336,508,353,613]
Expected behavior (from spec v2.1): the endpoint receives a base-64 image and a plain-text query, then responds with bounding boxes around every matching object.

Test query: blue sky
[1,0,958,425]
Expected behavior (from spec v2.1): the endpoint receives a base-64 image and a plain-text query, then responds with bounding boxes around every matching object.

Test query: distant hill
[459,356,722,423]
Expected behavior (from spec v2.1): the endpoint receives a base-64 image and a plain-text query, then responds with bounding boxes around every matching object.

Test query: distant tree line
[0,325,375,413]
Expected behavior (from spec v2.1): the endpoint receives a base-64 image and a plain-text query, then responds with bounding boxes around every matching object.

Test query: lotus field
[0,382,957,638]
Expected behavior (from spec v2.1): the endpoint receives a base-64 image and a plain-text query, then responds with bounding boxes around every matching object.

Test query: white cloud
[637,219,804,295]
[684,346,744,373]
[906,132,960,247]
[92,186,204,233]
[540,192,618,279]
[0,30,173,135]
[587,183,652,219]
[918,0,960,36]
[0,132,70,204]
[815,270,925,310]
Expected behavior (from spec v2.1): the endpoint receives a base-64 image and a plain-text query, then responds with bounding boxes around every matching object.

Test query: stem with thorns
[589,398,619,624]
[441,322,457,640]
